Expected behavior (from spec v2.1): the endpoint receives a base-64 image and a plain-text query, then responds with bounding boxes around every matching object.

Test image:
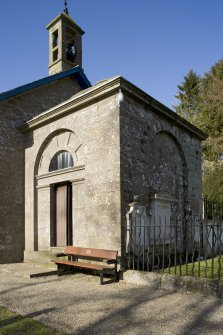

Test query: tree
[175,59,223,202]
[202,162,223,202]
[175,69,201,121]
[198,60,223,161]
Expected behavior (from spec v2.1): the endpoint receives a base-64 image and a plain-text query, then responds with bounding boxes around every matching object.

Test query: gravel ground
[0,265,223,335]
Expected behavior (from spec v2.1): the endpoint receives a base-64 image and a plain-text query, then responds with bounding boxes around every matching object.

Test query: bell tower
[46,1,85,75]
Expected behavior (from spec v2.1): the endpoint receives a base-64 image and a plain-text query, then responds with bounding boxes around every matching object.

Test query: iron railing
[123,201,223,282]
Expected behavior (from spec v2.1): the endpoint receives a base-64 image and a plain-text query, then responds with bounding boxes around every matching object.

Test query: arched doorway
[34,130,84,251]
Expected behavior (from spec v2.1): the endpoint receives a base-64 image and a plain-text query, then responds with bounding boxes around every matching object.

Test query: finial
[64,0,69,14]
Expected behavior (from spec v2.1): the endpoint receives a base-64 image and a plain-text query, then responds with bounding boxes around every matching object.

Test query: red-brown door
[55,183,72,247]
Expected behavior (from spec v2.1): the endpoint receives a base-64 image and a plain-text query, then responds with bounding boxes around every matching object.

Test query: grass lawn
[164,256,223,280]
[0,306,65,335]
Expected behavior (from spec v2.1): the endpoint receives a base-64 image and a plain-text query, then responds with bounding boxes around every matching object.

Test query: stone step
[50,247,66,255]
[24,259,57,270]
[24,249,68,270]
[0,263,57,278]
[24,249,65,260]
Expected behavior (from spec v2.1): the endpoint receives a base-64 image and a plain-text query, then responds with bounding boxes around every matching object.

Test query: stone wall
[24,93,121,257]
[120,94,202,227]
[0,78,81,263]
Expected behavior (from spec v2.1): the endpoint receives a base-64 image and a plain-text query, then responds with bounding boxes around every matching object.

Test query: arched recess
[152,130,188,226]
[155,130,188,186]
[33,129,83,250]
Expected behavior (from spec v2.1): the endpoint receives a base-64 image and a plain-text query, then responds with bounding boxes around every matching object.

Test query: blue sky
[0,0,222,109]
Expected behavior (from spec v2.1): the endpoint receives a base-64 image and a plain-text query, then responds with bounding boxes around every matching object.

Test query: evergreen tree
[175,69,201,121]
[175,60,223,202]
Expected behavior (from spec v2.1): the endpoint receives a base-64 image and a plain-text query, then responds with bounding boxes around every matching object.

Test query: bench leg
[100,271,103,285]
[115,264,119,282]
[57,264,61,277]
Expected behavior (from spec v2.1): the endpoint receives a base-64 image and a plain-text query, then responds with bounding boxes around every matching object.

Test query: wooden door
[55,183,72,247]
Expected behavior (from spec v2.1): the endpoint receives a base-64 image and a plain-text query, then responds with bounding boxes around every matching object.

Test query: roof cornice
[46,13,85,35]
[20,75,207,140]
[20,76,122,132]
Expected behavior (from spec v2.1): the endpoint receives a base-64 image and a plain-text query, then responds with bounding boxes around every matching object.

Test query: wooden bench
[53,246,119,285]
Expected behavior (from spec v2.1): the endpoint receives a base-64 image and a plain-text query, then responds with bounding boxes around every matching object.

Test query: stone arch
[35,129,82,176]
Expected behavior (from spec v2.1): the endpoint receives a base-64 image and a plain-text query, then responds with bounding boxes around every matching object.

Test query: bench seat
[54,259,114,271]
[53,246,118,285]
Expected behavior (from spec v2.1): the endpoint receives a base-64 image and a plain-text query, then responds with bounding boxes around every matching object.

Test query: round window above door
[49,150,74,172]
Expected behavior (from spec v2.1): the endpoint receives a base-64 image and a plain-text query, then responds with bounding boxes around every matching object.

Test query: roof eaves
[0,66,91,102]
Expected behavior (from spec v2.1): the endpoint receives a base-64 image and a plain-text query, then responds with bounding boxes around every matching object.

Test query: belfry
[47,1,84,75]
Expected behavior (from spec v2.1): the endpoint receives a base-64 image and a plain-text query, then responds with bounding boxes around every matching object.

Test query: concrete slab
[0,263,57,278]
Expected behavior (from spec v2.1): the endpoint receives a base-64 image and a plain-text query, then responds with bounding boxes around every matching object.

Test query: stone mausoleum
[0,7,206,264]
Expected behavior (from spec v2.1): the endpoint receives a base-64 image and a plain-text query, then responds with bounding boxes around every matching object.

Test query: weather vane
[64,0,69,14]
